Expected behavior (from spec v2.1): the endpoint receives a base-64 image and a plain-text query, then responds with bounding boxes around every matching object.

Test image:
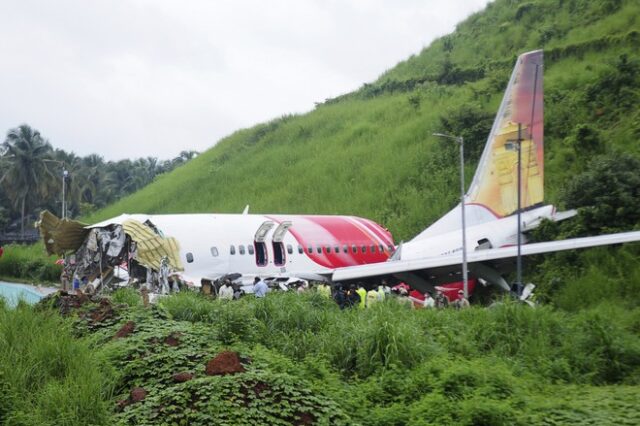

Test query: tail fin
[414,50,544,241]
[466,50,544,217]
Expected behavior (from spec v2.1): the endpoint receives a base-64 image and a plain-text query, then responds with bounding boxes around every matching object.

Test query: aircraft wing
[332,231,640,282]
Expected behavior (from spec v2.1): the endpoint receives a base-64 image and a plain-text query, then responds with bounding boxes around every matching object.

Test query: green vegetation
[0,124,198,239]
[1,0,639,423]
[0,302,114,425]
[0,243,60,284]
[1,291,634,425]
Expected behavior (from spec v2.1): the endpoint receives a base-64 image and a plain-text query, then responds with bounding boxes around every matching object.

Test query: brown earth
[130,387,147,403]
[114,320,135,338]
[172,372,193,382]
[205,351,245,376]
[164,332,181,347]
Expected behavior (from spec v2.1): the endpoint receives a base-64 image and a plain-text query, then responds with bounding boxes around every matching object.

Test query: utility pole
[433,132,468,298]
[506,124,523,295]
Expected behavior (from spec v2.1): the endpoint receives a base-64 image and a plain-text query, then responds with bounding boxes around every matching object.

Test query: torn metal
[38,210,184,293]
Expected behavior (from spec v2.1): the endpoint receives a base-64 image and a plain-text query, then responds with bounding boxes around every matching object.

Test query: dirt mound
[164,332,181,347]
[114,321,135,338]
[172,372,193,382]
[130,387,147,402]
[205,351,245,376]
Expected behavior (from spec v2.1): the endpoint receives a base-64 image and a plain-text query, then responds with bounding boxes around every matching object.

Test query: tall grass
[156,291,640,384]
[0,243,61,284]
[0,304,113,425]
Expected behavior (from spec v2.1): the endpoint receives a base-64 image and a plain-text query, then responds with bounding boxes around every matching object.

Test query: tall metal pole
[459,136,468,299]
[62,169,66,219]
[433,132,468,298]
[516,123,522,291]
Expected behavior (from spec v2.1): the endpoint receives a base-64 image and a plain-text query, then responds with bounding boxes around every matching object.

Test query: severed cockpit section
[38,210,184,293]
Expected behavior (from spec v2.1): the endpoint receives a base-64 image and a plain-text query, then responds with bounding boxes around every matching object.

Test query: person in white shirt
[423,292,435,308]
[219,280,234,300]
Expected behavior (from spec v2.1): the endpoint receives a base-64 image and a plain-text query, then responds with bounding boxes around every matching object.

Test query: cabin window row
[185,243,395,263]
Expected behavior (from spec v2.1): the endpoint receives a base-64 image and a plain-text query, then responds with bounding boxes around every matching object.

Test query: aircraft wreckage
[38,210,184,293]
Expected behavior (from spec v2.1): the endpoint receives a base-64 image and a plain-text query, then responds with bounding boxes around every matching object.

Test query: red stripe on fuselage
[267,215,394,268]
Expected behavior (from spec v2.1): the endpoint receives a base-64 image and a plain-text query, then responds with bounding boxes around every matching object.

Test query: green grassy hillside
[87,0,640,241]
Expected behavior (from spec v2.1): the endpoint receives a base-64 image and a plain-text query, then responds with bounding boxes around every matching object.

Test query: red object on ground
[55,258,65,265]
[205,351,245,376]
[130,387,147,402]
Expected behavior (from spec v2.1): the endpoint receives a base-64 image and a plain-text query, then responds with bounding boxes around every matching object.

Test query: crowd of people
[212,276,471,310]
[327,282,470,310]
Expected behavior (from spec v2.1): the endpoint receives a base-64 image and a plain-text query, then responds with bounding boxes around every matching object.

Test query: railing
[0,230,40,245]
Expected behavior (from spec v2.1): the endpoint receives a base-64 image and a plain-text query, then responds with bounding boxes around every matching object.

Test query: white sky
[0,0,490,160]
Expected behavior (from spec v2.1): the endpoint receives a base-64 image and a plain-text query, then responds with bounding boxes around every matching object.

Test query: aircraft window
[248,245,255,255]
[334,245,340,253]
[379,244,384,252]
[316,246,322,254]
[325,246,331,253]
[352,245,358,253]
[210,247,219,257]
[362,245,367,253]
[388,245,394,252]
[230,245,236,255]
[287,244,293,254]
[186,252,194,263]
[239,245,246,255]
[371,245,376,253]
[307,246,313,253]
[343,245,348,253]
[298,245,304,254]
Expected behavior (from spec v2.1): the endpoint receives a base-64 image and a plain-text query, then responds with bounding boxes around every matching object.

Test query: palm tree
[0,124,54,236]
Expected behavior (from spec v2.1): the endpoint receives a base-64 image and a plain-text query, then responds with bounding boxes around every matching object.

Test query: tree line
[0,124,198,237]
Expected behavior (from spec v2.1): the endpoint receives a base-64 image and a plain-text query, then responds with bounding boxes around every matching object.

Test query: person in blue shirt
[253,277,269,298]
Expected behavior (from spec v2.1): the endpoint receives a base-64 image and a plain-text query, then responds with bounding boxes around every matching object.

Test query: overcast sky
[0,0,490,160]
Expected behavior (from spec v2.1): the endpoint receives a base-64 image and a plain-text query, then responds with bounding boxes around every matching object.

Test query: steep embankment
[87,0,640,241]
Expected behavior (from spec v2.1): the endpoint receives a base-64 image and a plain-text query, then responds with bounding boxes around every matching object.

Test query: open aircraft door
[254,221,274,267]
[272,221,292,266]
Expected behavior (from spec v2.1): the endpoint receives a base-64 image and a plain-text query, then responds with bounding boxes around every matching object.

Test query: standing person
[454,290,470,309]
[377,285,386,302]
[356,284,367,309]
[346,284,361,308]
[317,282,331,298]
[219,280,233,300]
[435,290,450,309]
[423,292,435,308]
[159,256,170,294]
[253,276,269,298]
[366,288,379,308]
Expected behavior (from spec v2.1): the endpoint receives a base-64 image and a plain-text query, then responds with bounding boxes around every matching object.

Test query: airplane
[38,50,640,301]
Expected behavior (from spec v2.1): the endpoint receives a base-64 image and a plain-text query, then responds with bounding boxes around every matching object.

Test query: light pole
[505,123,523,295]
[433,132,468,298]
[43,160,68,219]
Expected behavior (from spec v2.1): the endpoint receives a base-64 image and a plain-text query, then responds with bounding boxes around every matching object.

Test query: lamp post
[505,123,523,294]
[43,160,68,219]
[433,132,468,298]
